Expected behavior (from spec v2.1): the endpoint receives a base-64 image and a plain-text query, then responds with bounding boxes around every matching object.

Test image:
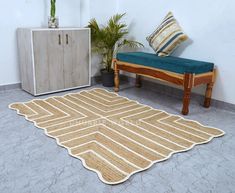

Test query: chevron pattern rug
[9,88,225,184]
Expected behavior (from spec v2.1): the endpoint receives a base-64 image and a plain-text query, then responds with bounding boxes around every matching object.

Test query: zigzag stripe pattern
[9,89,225,184]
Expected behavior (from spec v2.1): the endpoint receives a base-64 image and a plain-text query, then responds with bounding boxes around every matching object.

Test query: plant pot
[48,16,59,28]
[101,69,114,87]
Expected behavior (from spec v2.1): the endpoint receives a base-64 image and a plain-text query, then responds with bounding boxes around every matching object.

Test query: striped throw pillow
[147,12,188,56]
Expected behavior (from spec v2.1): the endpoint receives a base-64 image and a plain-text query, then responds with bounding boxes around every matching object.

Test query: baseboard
[91,76,102,85]
[2,78,235,112]
[0,77,102,92]
[91,75,129,86]
[0,83,21,91]
[0,76,127,91]
[123,75,235,112]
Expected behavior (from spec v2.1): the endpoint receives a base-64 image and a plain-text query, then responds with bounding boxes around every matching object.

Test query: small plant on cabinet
[48,0,59,28]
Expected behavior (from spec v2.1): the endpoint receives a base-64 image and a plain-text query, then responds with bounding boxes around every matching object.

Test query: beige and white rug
[9,88,225,184]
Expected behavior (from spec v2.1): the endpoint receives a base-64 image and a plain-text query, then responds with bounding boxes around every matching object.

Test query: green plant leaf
[88,13,144,71]
[50,0,56,18]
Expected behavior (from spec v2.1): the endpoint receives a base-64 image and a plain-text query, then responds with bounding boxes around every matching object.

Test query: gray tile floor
[0,84,235,193]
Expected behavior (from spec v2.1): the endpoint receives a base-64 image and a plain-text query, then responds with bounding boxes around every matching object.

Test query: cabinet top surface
[18,27,90,31]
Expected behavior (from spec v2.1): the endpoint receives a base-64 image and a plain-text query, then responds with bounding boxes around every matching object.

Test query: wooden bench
[113,52,216,115]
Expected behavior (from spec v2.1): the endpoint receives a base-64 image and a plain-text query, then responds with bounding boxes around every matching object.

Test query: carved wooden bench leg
[135,74,142,88]
[182,73,193,115]
[204,69,216,108]
[204,82,214,108]
[114,62,120,92]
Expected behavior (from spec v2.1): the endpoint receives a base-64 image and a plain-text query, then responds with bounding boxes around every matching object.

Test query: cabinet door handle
[66,34,69,45]
[58,34,61,45]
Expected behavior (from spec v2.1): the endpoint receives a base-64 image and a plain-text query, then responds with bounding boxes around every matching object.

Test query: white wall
[80,0,118,26]
[0,0,234,104]
[86,0,118,76]
[118,0,235,105]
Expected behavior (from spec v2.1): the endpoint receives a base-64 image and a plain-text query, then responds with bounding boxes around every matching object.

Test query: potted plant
[48,0,59,28]
[88,13,143,87]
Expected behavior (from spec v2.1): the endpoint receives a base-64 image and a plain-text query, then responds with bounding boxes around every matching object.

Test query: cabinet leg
[204,82,214,108]
[135,74,142,88]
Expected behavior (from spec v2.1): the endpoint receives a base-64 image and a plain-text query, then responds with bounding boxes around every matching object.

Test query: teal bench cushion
[116,52,214,74]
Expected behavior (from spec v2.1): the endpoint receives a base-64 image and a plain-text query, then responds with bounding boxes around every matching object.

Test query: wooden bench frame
[113,59,216,115]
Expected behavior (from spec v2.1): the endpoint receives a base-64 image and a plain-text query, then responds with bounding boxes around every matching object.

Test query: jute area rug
[9,88,225,185]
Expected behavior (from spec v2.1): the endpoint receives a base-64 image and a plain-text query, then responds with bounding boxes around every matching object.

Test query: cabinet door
[63,30,90,88]
[33,30,64,94]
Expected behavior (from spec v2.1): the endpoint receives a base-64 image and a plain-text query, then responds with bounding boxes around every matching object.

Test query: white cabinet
[17,28,91,96]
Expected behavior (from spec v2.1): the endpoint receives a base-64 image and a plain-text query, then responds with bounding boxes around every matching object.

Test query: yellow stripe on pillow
[147,12,188,56]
